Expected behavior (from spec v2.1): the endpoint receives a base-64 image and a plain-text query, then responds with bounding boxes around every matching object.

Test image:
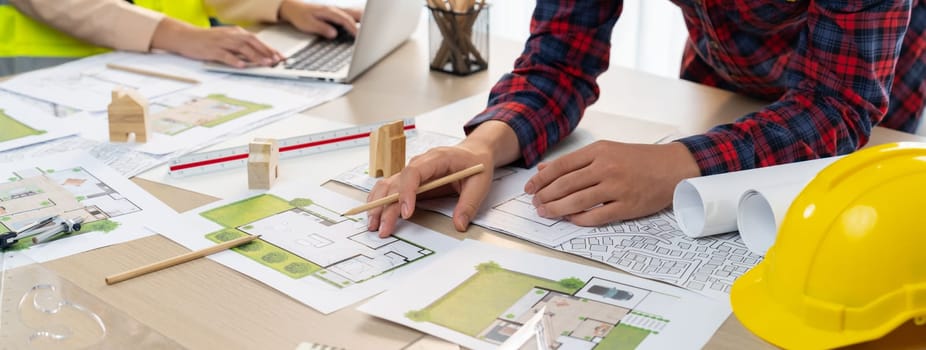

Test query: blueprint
[0,152,175,269]
[360,240,730,350]
[151,182,459,314]
[416,167,763,301]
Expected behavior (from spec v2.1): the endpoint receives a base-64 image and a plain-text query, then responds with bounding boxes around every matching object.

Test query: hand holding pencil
[364,146,499,238]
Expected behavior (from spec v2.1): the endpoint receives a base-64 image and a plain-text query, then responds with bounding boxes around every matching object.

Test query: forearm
[464,0,623,167]
[680,0,909,175]
[677,93,875,175]
[150,17,197,55]
[10,0,163,52]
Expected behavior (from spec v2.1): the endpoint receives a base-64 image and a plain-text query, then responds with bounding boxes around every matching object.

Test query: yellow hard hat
[731,142,926,349]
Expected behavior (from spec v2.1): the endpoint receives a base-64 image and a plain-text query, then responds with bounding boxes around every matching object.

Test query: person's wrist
[666,141,701,179]
[151,18,197,53]
[278,0,302,24]
[460,120,520,167]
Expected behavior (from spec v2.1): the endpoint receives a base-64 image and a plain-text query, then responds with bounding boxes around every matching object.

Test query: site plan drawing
[0,152,174,269]
[151,182,459,314]
[417,167,764,301]
[0,96,79,152]
[77,80,310,155]
[360,240,729,350]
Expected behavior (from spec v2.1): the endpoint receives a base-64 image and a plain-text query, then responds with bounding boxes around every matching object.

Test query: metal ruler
[168,118,416,177]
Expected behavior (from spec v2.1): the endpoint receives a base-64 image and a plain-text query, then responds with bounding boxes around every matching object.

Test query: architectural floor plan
[153,184,459,314]
[0,166,139,251]
[360,240,730,350]
[151,93,270,136]
[0,152,173,268]
[199,193,434,287]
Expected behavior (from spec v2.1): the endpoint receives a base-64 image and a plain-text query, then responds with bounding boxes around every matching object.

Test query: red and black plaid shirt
[466,0,926,175]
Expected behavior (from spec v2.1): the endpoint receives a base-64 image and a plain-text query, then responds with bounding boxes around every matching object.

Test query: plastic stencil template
[0,152,175,269]
[0,253,181,349]
[418,167,764,301]
[359,240,729,350]
[150,183,459,314]
[0,96,80,152]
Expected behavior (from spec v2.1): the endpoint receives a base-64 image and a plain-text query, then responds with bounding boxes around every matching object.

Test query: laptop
[205,0,421,83]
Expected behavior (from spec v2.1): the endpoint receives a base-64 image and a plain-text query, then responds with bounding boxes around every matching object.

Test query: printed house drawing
[0,167,140,249]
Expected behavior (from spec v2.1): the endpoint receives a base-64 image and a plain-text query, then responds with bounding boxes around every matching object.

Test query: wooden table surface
[32,17,926,350]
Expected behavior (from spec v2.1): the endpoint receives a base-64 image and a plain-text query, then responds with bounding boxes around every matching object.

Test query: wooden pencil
[106,63,200,84]
[105,234,260,285]
[341,163,486,216]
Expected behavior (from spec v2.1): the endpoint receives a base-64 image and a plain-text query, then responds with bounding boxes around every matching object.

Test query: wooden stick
[105,234,260,285]
[106,63,200,84]
[341,163,486,216]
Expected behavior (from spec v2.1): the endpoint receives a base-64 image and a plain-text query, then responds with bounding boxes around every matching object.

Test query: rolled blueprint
[673,156,841,238]
[737,183,807,255]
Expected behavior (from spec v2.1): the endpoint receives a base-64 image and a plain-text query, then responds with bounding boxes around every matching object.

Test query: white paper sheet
[359,239,730,350]
[672,157,841,238]
[736,182,807,255]
[0,152,175,269]
[0,96,81,152]
[416,166,763,300]
[0,52,226,111]
[150,182,459,314]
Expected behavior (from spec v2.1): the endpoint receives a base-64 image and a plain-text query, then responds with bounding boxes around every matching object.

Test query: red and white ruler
[167,118,416,177]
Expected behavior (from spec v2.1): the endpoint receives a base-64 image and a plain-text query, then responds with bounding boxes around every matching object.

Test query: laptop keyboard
[284,40,354,73]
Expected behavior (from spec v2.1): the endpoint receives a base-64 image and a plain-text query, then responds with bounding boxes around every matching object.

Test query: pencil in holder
[427,3,489,76]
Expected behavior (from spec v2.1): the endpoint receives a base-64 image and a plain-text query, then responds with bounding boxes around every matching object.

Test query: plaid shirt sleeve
[677,0,912,175]
[464,0,622,166]
[466,0,912,175]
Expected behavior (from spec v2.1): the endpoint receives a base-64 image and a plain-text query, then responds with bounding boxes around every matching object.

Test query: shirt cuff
[676,131,749,176]
[464,103,544,168]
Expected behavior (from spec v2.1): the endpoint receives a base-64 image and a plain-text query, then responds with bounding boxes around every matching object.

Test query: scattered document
[80,80,309,155]
[416,167,764,300]
[0,152,175,269]
[150,183,459,314]
[359,239,730,350]
[0,52,225,112]
[0,136,171,178]
[0,96,80,152]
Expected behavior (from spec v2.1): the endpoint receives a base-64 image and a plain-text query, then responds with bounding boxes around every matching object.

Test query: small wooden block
[369,120,406,178]
[248,138,279,190]
[107,87,150,143]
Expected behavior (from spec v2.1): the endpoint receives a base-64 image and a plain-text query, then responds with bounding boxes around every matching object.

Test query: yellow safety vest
[0,0,211,58]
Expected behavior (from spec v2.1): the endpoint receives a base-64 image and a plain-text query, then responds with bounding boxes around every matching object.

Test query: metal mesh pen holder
[428,4,489,76]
